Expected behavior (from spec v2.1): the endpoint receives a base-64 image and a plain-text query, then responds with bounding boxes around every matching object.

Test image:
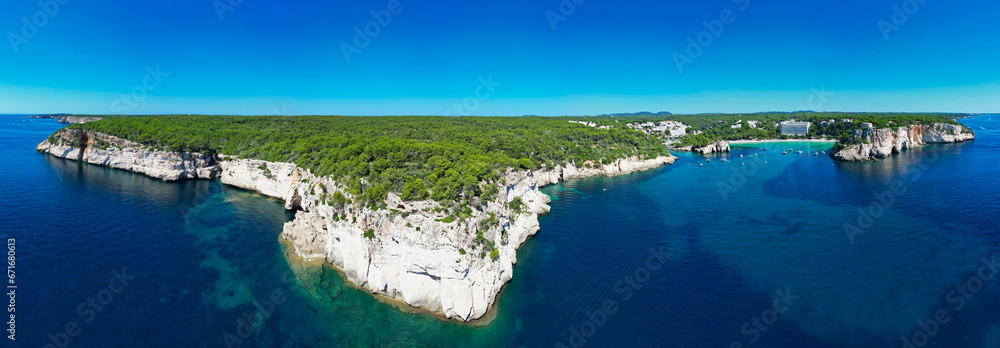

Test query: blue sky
[0,0,998,115]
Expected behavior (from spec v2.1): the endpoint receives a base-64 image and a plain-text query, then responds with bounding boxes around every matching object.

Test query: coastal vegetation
[54,112,969,205]
[65,115,668,205]
[608,112,964,147]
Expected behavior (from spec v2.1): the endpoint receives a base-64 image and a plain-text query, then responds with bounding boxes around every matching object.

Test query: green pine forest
[614,112,965,148]
[62,115,667,206]
[56,112,967,205]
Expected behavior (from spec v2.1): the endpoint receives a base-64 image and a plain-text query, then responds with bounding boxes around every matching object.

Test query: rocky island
[36,116,675,322]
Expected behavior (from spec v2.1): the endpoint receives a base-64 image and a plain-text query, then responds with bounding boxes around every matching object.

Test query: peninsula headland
[36,115,674,322]
[34,112,977,321]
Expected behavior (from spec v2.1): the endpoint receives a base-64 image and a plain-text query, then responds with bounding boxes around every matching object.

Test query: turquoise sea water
[3,115,999,347]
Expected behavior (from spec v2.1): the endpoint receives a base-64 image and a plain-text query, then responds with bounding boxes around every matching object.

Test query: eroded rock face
[922,123,976,143]
[279,156,677,321]
[58,116,103,124]
[37,130,220,180]
[671,141,730,154]
[219,158,300,205]
[695,141,731,154]
[38,130,677,322]
[831,123,974,162]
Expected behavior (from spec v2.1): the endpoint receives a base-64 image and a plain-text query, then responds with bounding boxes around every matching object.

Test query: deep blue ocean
[2,115,999,347]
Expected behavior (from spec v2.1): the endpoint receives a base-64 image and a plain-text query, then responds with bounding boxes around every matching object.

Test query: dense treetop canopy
[604,112,965,147]
[65,115,668,205]
[56,112,967,204]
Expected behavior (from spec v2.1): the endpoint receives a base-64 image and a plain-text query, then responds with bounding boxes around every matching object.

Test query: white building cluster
[568,120,613,130]
[627,121,689,137]
[780,120,812,136]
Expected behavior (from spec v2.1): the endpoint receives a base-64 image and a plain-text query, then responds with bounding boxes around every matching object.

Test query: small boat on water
[760,148,766,151]
[782,151,788,155]
[814,152,819,156]
[721,158,729,162]
[699,164,704,167]
[707,159,711,163]
[797,151,803,154]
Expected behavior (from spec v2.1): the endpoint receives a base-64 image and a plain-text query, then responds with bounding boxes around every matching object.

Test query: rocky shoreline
[28,115,103,124]
[670,140,731,154]
[829,123,975,162]
[37,129,676,322]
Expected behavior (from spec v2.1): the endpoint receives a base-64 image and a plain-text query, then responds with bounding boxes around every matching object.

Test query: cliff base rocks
[830,123,975,162]
[38,130,676,322]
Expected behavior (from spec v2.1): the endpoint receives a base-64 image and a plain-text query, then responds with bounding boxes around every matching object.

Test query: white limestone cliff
[36,129,220,180]
[831,123,975,162]
[38,130,677,322]
[59,116,103,124]
[670,140,730,154]
[695,141,731,154]
[28,115,102,124]
[276,156,676,321]
[921,123,976,143]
